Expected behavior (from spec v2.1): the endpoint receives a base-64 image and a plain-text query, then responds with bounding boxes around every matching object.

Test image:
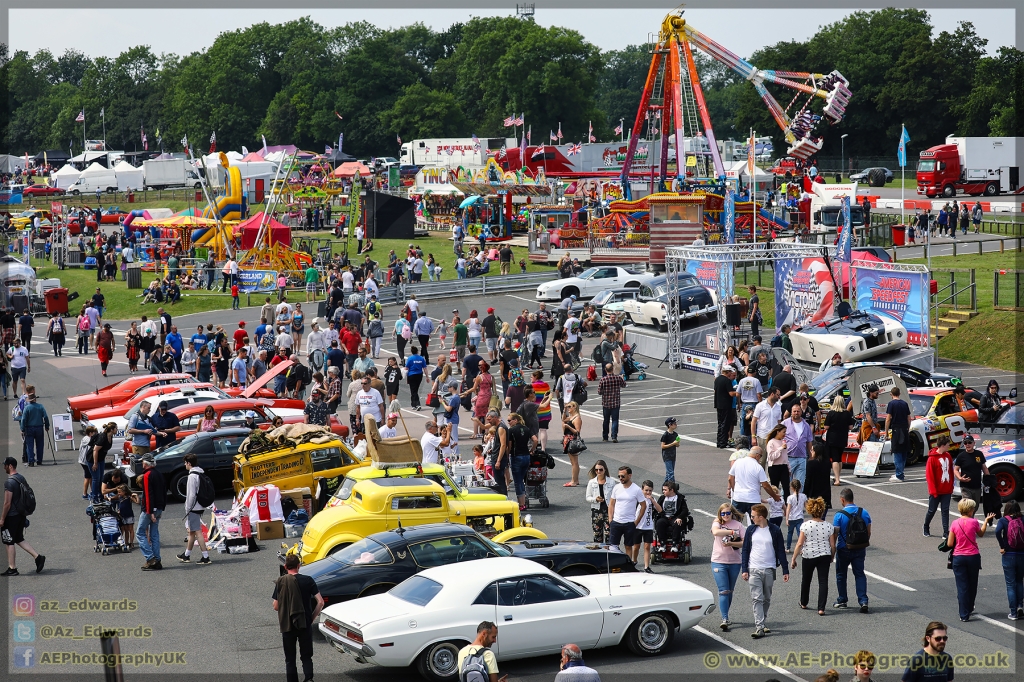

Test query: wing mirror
[1009,388,1017,399]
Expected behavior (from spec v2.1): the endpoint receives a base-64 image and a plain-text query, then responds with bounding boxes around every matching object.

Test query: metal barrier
[931,268,977,313]
[993,269,1024,311]
[396,272,550,303]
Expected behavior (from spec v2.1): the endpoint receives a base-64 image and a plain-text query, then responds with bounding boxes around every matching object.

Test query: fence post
[993,270,999,308]
[978,239,983,255]
[970,269,976,310]
[481,276,486,295]
[1017,271,1022,309]
[950,271,957,310]
[953,240,957,258]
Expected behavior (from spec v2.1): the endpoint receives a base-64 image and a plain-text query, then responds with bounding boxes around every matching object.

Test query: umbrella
[459,195,482,209]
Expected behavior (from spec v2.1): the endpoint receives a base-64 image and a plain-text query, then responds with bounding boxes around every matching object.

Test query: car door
[488,574,603,657]
[585,268,619,296]
[210,434,248,485]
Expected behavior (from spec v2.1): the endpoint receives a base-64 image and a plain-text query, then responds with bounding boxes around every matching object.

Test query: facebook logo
[13,620,35,642]
[14,646,35,668]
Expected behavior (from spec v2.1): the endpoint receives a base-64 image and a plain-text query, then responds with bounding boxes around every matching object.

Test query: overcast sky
[8,8,1016,60]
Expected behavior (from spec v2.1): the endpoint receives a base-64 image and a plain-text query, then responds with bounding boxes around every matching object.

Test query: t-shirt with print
[953,449,986,489]
[637,494,655,530]
[787,492,807,521]
[799,519,835,559]
[355,388,384,423]
[610,483,646,525]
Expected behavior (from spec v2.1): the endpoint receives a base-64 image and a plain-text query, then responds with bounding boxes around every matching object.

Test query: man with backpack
[1,457,45,575]
[458,621,506,682]
[771,325,793,353]
[177,453,212,565]
[833,488,871,613]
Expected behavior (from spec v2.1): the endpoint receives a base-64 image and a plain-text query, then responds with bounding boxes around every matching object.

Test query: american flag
[75,110,85,122]
[557,125,563,140]
[548,130,556,142]
[445,148,453,156]
[567,143,581,156]
[614,123,623,135]
[503,116,515,127]
[497,144,507,159]
[324,144,332,153]
[397,134,402,145]
[141,127,148,151]
[515,114,524,126]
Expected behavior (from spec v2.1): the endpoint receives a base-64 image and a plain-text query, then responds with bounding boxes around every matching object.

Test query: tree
[380,83,466,139]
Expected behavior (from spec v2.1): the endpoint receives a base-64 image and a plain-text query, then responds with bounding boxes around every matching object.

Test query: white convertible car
[319,556,714,681]
[535,266,655,301]
[789,310,907,364]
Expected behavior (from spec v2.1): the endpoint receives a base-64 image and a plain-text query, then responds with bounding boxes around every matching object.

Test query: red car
[100,208,128,224]
[67,372,277,420]
[123,398,349,453]
[22,184,64,197]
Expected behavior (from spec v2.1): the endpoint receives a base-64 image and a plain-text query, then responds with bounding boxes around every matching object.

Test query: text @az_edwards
[38,624,153,639]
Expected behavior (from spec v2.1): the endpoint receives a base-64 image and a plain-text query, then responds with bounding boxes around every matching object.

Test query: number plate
[689,305,699,312]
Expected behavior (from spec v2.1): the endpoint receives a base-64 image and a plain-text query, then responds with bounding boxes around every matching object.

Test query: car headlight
[522,514,533,527]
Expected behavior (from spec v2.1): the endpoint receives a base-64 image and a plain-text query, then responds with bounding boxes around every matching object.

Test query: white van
[67,171,118,195]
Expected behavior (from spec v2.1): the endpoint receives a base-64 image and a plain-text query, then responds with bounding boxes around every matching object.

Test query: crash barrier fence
[993,269,1024,311]
[930,268,977,315]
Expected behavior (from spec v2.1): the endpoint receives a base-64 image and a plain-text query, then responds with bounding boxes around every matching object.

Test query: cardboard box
[281,487,314,517]
[256,520,285,541]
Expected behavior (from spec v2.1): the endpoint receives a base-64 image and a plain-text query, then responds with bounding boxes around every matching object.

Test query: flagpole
[101,109,106,150]
[901,122,906,228]
[82,108,86,158]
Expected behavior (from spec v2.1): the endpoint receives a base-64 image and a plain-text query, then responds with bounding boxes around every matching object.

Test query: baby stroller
[524,450,552,509]
[88,501,128,555]
[621,344,648,381]
[652,489,693,564]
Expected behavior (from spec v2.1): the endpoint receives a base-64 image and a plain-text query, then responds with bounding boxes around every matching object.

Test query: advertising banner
[854,268,929,346]
[236,269,278,293]
[52,413,74,448]
[684,260,718,289]
[774,257,836,332]
[679,347,718,375]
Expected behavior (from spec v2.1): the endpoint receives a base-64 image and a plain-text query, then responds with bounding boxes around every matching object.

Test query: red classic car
[22,184,64,197]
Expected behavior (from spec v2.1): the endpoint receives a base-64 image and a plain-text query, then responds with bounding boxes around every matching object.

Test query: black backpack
[191,470,216,509]
[12,473,36,516]
[571,380,588,406]
[770,333,784,348]
[837,507,870,549]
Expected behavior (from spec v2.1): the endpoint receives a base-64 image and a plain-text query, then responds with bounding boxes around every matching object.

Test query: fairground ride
[620,9,852,198]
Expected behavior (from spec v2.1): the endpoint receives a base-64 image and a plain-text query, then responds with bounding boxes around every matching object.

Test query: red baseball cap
[487,307,494,313]
[238,321,246,326]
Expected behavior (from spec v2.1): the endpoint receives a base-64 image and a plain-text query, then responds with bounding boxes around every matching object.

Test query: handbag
[856,419,873,445]
[938,526,957,570]
[425,388,440,408]
[566,435,587,455]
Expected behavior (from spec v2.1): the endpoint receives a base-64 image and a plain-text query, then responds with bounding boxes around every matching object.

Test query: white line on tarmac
[577,408,717,447]
[973,614,1022,635]
[863,571,916,592]
[693,508,718,518]
[693,626,808,682]
[843,480,929,507]
[505,294,538,303]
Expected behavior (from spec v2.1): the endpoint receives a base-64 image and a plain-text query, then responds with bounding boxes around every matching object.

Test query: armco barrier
[395,272,550,303]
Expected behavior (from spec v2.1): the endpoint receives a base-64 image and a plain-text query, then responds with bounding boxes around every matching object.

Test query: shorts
[121,517,135,526]
[11,366,26,383]
[637,529,654,544]
[81,463,93,478]
[539,419,550,430]
[485,338,498,352]
[1,514,26,545]
[306,283,317,293]
[186,511,204,532]
[609,520,637,547]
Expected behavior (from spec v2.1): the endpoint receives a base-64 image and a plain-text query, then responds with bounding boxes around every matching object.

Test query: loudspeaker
[725,303,741,327]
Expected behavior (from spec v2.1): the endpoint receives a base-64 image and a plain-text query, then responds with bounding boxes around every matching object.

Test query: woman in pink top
[947,497,995,621]
[199,405,220,433]
[710,502,745,631]
[765,424,790,497]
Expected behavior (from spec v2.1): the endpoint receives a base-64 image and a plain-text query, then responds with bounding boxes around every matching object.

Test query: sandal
[818,610,826,616]
[799,604,808,610]
[563,482,579,487]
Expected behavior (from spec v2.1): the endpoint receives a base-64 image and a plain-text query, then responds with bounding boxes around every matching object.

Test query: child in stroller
[620,343,648,381]
[651,481,693,563]
[87,499,128,555]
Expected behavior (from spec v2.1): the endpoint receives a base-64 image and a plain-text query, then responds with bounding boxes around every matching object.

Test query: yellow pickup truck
[292,477,545,564]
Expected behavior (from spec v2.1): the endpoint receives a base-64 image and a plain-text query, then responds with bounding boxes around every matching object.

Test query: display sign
[51,202,63,216]
[679,347,718,375]
[236,269,278,293]
[848,366,908,416]
[854,267,929,346]
[21,230,31,264]
[774,257,835,332]
[52,413,74,447]
[853,441,884,477]
[685,260,718,289]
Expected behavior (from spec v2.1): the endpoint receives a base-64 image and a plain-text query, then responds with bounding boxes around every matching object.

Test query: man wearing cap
[150,401,181,450]
[954,435,989,505]
[127,401,157,457]
[1,457,45,576]
[137,454,167,571]
[243,411,259,430]
[233,321,248,351]
[482,308,499,362]
[414,311,435,364]
[304,389,331,427]
[861,384,881,443]
[380,413,400,439]
[232,347,249,389]
[19,389,49,467]
[714,367,738,449]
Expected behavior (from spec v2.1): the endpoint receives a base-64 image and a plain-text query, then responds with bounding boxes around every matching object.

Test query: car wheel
[991,465,1024,501]
[907,434,924,467]
[169,470,189,501]
[561,286,579,300]
[626,612,675,656]
[72,190,80,196]
[416,640,465,682]
[984,182,998,197]
[942,184,956,198]
[654,319,666,333]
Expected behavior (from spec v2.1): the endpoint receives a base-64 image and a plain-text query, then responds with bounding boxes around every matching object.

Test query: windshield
[998,403,1022,426]
[810,366,851,399]
[485,538,514,557]
[333,478,357,502]
[577,268,599,280]
[910,395,934,416]
[155,434,198,459]
[329,537,394,566]
[917,160,935,173]
[389,575,443,607]
[819,207,865,227]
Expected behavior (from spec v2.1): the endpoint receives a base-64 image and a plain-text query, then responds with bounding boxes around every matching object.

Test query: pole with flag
[898,123,910,227]
[100,107,106,149]
[557,123,562,141]
[76,108,85,155]
[748,128,757,242]
[588,121,595,143]
[338,133,343,155]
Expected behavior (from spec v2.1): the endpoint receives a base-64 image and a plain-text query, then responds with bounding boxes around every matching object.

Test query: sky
[7,7,1017,60]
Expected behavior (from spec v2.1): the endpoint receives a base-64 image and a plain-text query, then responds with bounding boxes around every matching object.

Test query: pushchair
[87,501,128,555]
[651,492,693,564]
[524,450,551,509]
[621,344,648,381]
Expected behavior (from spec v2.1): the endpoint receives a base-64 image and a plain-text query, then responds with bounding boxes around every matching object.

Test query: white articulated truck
[143,159,203,190]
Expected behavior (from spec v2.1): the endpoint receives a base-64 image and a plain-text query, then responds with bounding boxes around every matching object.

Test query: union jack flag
[75,110,85,122]
[515,114,524,126]
[614,123,623,135]
[497,145,507,159]
[567,143,581,156]
[504,116,514,127]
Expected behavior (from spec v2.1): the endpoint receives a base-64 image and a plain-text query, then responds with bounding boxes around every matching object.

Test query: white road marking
[973,614,1022,634]
[505,294,539,303]
[577,407,717,447]
[693,508,718,518]
[843,480,929,508]
[863,571,916,592]
[693,626,808,682]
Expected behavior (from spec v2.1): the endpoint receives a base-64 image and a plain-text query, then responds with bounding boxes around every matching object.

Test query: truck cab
[807,182,863,233]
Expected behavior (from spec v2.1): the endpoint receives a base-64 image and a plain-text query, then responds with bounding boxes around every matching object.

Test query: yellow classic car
[325,462,509,508]
[291,477,545,564]
[232,438,368,502]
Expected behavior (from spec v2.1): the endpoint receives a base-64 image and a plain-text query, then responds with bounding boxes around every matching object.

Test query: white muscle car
[535,266,655,302]
[789,310,907,364]
[318,556,714,681]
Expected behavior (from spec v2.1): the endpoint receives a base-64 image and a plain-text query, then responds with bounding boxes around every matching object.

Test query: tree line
[0,9,1020,162]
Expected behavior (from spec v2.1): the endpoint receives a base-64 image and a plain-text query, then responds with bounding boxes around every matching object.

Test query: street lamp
[840,134,849,180]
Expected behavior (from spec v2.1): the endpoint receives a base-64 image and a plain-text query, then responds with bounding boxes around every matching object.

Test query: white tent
[79,162,112,178]
[725,160,774,190]
[113,160,144,191]
[52,164,81,189]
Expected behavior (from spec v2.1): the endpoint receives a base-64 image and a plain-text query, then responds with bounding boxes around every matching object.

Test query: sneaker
[888,475,902,482]
[176,552,190,563]
[762,626,771,634]
[833,601,848,609]
[196,556,211,565]
[141,561,162,571]
[35,555,45,573]
[1018,607,1023,619]
[751,628,765,639]
[720,619,730,631]
[644,567,654,574]
[1,568,18,576]
[1008,612,1019,621]
[922,529,931,537]
[860,604,870,614]
[612,438,618,443]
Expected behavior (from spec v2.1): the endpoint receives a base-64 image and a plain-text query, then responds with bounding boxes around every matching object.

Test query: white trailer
[808,182,864,233]
[946,136,1023,194]
[400,137,516,167]
[143,159,202,190]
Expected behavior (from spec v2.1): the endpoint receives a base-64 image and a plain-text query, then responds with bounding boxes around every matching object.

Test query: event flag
[897,125,910,168]
[588,121,595,143]
[515,114,524,126]
[471,133,480,151]
[75,110,85,122]
[567,143,581,156]
[141,127,148,151]
[557,124,563,140]
[261,134,268,154]
[614,123,623,135]
[520,126,528,162]
[550,130,557,142]
[338,133,343,153]
[834,195,853,264]
[100,107,104,119]
[181,134,188,154]
[747,129,756,181]
[396,134,401,145]
[503,115,514,127]
[209,131,216,153]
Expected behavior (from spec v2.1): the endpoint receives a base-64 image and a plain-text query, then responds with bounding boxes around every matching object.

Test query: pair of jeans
[711,562,741,621]
[952,553,982,619]
[1001,552,1024,614]
[24,426,44,465]
[789,457,807,490]
[369,336,382,358]
[924,493,952,536]
[786,519,803,550]
[282,626,314,682]
[663,457,676,483]
[510,455,530,498]
[137,509,162,562]
[492,459,508,496]
[602,406,619,440]
[893,449,907,480]
[800,554,832,611]
[748,567,776,629]
[90,459,105,502]
[835,547,868,606]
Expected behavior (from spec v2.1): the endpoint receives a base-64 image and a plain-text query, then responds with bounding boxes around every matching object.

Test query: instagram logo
[12,594,35,617]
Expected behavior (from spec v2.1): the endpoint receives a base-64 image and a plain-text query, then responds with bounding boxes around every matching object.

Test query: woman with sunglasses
[851,650,876,682]
[585,460,618,543]
[710,502,745,631]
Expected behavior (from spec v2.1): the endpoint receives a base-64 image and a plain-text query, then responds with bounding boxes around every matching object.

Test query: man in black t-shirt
[0,307,17,349]
[481,308,499,362]
[17,311,34,351]
[885,387,912,482]
[149,402,182,450]
[1,457,45,576]
[771,366,798,413]
[953,435,988,504]
[714,368,738,449]
[273,554,324,682]
[660,418,680,482]
[902,621,954,682]
[101,468,126,496]
[498,245,514,275]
